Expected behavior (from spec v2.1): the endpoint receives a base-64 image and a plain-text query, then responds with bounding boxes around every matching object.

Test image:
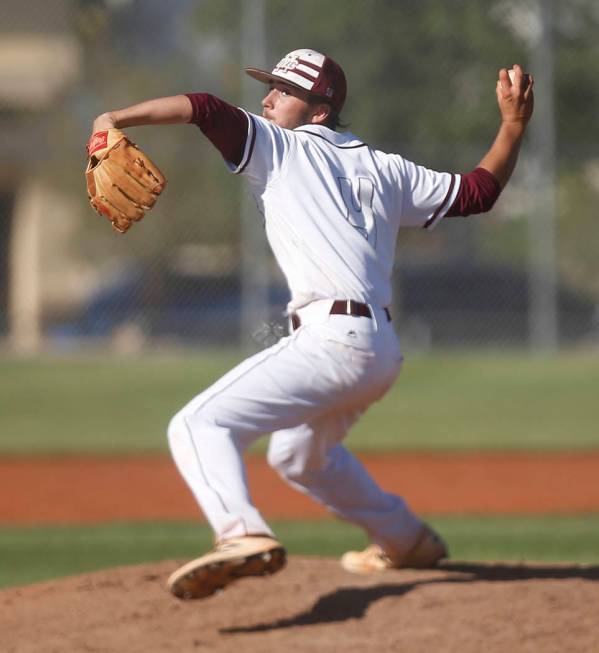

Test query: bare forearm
[475,65,534,189]
[93,95,193,132]
[478,121,526,189]
[90,92,249,166]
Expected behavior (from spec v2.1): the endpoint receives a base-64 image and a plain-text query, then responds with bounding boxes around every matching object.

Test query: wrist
[500,116,529,129]
[92,112,117,133]
[499,119,527,138]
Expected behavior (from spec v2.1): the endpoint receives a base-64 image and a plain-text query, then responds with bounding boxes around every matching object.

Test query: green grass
[0,350,243,455]
[1,350,598,454]
[347,350,599,451]
[2,515,599,589]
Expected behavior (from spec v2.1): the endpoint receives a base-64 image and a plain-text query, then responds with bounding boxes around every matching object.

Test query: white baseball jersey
[230,114,460,311]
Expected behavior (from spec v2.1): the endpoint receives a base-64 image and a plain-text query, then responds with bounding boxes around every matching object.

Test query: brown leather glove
[85,128,167,233]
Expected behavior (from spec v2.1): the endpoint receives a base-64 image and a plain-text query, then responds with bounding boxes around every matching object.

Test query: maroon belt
[291,300,391,331]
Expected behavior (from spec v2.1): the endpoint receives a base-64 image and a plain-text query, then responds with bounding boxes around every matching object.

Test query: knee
[167,411,187,450]
[266,445,289,476]
[267,445,318,484]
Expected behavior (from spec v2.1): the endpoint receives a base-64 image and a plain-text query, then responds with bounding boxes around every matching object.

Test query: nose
[262,88,276,108]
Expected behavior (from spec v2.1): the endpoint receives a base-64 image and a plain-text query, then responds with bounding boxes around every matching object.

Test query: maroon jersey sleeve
[185,93,249,166]
[446,167,502,217]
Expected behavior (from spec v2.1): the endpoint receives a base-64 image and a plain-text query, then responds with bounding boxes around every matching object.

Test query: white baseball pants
[167,299,425,556]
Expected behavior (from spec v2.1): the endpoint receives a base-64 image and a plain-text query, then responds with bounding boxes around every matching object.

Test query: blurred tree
[38,0,599,300]
[558,165,599,298]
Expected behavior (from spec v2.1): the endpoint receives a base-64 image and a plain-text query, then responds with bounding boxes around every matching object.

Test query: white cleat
[167,535,286,600]
[341,525,448,574]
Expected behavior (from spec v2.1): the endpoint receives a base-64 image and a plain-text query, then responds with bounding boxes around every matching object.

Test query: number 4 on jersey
[338,177,377,248]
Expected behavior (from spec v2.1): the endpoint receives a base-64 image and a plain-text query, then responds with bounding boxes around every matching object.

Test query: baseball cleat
[166,535,286,600]
[340,525,448,574]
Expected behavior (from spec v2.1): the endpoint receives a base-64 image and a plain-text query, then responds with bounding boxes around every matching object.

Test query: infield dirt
[3,557,599,652]
[2,452,599,524]
[3,453,599,650]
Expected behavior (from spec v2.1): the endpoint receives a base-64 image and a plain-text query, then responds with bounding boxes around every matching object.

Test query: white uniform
[167,114,459,556]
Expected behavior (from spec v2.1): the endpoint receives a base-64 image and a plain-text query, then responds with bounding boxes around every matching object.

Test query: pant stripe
[183,413,244,529]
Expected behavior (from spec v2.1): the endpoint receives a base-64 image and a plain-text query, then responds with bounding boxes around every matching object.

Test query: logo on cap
[274,53,301,73]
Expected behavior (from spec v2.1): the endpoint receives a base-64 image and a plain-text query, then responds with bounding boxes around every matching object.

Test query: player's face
[261,82,325,129]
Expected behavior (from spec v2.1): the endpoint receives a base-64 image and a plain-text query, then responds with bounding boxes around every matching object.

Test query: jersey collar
[293,124,366,149]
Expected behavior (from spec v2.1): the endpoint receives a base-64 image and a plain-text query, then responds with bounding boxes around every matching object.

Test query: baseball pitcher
[89,49,533,599]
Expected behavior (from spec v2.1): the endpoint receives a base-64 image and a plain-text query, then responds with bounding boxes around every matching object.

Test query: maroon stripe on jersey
[424,174,456,230]
[237,115,257,174]
[445,167,501,217]
[297,58,321,73]
[185,92,248,166]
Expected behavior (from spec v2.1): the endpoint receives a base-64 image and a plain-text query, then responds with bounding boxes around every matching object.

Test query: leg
[268,414,425,557]
[268,411,448,571]
[168,409,273,540]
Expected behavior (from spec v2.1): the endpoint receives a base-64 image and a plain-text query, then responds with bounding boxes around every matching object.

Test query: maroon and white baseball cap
[245,48,347,113]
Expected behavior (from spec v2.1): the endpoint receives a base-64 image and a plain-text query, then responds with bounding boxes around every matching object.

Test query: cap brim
[244,67,308,93]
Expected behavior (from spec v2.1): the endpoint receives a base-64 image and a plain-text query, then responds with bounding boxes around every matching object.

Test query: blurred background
[2,0,599,589]
[1,0,598,356]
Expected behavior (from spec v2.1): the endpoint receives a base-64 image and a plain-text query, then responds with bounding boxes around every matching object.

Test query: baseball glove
[85,128,167,233]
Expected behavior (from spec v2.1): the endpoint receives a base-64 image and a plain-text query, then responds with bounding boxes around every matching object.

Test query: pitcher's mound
[3,557,599,652]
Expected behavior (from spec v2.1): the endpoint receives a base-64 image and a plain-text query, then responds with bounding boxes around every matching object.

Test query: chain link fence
[1,0,598,355]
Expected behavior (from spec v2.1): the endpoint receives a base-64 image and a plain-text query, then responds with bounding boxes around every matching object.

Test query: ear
[309,103,332,126]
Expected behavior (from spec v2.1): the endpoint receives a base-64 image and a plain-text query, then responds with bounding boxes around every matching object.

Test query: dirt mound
[3,557,599,652]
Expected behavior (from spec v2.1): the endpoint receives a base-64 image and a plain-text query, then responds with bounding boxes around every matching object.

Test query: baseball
[506,68,530,90]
